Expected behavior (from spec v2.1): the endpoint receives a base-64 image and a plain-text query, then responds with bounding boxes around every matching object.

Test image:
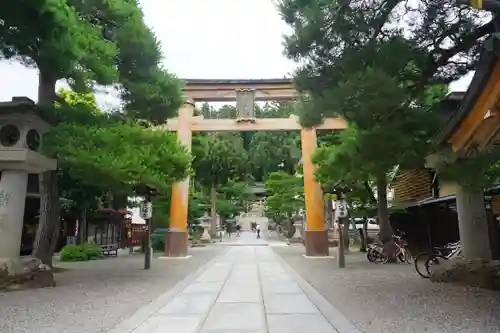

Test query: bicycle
[367,236,411,264]
[414,241,461,278]
[367,242,385,263]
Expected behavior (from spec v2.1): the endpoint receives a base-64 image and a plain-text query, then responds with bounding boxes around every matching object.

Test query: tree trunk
[210,185,217,237]
[32,170,61,266]
[376,173,396,261]
[456,184,492,260]
[77,207,88,245]
[32,70,60,267]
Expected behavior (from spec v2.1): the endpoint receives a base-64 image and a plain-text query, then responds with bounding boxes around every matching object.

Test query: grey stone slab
[201,302,264,332]
[262,280,302,294]
[197,269,231,282]
[267,314,338,333]
[132,315,202,333]
[218,285,261,303]
[260,274,294,284]
[157,293,217,315]
[264,294,319,314]
[181,281,224,294]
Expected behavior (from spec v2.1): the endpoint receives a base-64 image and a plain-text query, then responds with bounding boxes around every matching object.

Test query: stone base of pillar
[164,230,188,257]
[304,230,329,257]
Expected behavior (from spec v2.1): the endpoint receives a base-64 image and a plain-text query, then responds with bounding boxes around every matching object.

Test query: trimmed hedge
[59,243,103,262]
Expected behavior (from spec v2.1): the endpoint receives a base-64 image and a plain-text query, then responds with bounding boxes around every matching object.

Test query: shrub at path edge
[60,243,103,262]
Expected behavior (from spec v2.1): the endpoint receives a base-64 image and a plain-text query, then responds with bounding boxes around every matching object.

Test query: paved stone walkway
[110,243,358,333]
[217,229,286,247]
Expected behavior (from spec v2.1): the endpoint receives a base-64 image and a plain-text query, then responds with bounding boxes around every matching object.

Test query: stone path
[217,229,284,247]
[110,243,358,333]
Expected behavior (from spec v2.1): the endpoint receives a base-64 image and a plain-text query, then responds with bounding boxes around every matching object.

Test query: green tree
[193,133,249,235]
[264,171,304,238]
[249,103,301,180]
[279,0,486,254]
[216,180,253,223]
[37,89,189,264]
[1,1,183,264]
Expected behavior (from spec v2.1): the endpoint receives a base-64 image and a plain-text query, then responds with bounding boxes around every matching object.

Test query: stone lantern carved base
[288,222,304,245]
[200,225,212,243]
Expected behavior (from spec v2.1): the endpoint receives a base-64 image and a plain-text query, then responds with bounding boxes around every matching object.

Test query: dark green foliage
[59,243,103,262]
[279,0,490,241]
[264,171,304,224]
[193,132,250,188]
[151,232,165,252]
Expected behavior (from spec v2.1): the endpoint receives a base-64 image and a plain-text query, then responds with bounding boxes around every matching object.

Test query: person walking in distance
[236,224,241,237]
[256,224,261,239]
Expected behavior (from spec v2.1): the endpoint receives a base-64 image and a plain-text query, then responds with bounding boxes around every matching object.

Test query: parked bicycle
[414,241,461,278]
[366,235,412,263]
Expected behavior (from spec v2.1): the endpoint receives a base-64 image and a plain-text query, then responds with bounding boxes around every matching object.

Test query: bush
[59,243,103,262]
[151,233,165,251]
[80,243,103,260]
[60,244,88,262]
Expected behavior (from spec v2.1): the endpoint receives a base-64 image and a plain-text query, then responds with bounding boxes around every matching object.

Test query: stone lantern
[0,97,57,272]
[198,212,212,243]
[289,213,304,244]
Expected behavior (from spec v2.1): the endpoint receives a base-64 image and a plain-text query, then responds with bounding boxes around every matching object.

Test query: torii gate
[162,79,347,258]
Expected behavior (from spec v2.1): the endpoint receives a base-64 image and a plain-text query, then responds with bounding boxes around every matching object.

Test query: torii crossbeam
[162,79,347,258]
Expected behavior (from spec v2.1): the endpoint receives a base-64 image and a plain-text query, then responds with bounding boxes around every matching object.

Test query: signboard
[335,199,348,219]
[326,193,338,200]
[140,202,153,219]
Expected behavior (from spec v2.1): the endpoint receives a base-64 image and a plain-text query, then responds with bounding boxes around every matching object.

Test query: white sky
[0,0,472,108]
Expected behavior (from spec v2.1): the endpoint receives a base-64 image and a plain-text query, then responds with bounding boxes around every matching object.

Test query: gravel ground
[273,246,500,333]
[0,246,225,333]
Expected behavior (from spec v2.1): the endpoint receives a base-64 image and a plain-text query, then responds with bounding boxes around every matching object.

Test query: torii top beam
[182,78,298,102]
[162,78,347,131]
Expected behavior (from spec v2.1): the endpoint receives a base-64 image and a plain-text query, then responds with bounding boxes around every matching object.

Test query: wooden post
[300,128,329,256]
[165,101,194,257]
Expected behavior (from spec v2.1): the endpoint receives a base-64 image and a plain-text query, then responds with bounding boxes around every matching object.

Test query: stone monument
[198,212,212,243]
[0,97,57,275]
[288,213,304,244]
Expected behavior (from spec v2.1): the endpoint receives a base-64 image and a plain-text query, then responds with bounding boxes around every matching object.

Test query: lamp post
[325,182,351,268]
[134,185,157,270]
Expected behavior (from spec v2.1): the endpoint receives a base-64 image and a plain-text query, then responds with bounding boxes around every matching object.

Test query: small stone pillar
[289,215,304,244]
[198,213,212,243]
[0,97,57,273]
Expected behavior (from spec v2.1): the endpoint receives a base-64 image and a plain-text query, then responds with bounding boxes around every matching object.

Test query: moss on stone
[430,258,500,290]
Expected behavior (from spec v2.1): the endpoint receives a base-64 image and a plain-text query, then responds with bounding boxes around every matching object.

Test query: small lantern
[198,212,212,242]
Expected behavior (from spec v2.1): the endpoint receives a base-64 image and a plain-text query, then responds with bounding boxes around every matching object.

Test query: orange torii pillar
[301,128,329,256]
[165,100,194,257]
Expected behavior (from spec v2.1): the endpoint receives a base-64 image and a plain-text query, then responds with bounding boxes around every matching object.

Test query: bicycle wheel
[414,252,432,278]
[425,254,448,277]
[404,249,413,264]
[366,248,376,262]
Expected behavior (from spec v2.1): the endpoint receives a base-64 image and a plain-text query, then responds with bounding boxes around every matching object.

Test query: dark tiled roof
[434,34,500,145]
[182,78,293,85]
[0,97,36,112]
